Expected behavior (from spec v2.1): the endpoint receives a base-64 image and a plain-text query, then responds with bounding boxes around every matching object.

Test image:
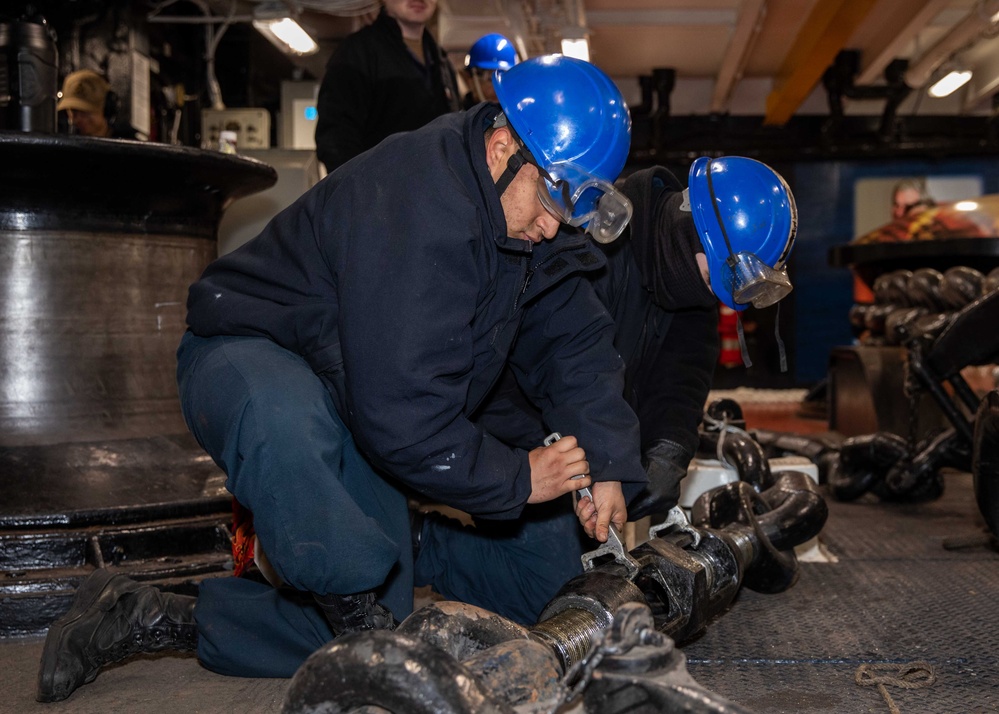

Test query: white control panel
[201,108,271,150]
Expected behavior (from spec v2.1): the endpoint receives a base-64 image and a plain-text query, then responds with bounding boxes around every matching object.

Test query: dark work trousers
[175,332,588,677]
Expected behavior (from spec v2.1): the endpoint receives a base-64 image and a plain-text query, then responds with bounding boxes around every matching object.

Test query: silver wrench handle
[544,433,641,575]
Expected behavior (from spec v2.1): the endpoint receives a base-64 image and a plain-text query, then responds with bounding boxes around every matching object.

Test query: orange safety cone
[718,303,742,368]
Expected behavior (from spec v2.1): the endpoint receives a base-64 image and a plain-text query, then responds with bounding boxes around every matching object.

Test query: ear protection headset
[104,87,120,126]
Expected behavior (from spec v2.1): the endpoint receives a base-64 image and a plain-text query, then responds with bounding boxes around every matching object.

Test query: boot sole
[36,569,124,702]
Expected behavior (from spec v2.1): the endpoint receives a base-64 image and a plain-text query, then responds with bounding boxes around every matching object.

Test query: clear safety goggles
[725,252,793,309]
[535,163,633,244]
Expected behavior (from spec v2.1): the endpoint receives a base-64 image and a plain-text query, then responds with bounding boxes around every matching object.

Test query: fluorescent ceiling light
[954,201,979,211]
[927,68,972,98]
[253,3,319,56]
[561,28,590,62]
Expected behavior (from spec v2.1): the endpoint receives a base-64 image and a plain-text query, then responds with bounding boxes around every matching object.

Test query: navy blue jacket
[475,234,718,464]
[315,9,460,173]
[592,238,718,458]
[186,104,646,519]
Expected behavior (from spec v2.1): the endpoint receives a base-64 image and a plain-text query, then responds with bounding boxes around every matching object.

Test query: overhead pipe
[822,50,911,141]
[646,67,676,152]
[855,0,952,86]
[963,34,999,110]
[904,0,999,90]
[563,0,587,29]
[629,74,655,119]
[146,0,235,110]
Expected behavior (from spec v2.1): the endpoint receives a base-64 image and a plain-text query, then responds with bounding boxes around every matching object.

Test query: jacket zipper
[513,239,592,311]
[514,265,533,312]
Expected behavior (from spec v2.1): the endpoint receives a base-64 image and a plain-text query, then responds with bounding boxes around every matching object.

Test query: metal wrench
[648,505,702,548]
[544,432,641,577]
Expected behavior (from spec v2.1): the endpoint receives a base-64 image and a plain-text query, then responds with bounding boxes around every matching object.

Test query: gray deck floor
[2,470,997,713]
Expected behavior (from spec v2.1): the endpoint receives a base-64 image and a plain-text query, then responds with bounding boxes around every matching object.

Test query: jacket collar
[464,103,535,255]
[374,7,431,57]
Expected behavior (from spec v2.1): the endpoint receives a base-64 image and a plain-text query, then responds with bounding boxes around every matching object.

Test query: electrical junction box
[201,108,271,150]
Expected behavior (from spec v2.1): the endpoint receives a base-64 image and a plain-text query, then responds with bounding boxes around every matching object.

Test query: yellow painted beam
[764,0,880,126]
[856,0,950,85]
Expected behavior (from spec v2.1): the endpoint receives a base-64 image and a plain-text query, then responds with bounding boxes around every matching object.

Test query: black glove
[628,439,691,521]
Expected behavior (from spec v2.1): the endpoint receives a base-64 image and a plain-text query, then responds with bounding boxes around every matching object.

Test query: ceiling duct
[513,0,587,56]
[293,0,379,14]
[823,49,911,141]
[904,0,999,90]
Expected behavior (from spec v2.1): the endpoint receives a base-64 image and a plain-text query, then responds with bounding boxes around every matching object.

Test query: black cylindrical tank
[0,13,58,133]
[0,134,277,447]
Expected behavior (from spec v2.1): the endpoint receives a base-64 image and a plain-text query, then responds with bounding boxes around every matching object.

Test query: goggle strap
[705,158,739,262]
[551,175,574,214]
[496,150,526,197]
[775,302,788,373]
[736,313,753,369]
[525,152,574,215]
[500,125,575,214]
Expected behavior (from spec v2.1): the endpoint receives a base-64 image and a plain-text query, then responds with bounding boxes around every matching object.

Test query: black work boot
[37,569,198,702]
[313,591,397,636]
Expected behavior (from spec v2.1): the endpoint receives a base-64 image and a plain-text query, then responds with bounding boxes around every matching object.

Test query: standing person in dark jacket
[37,56,644,702]
[474,158,798,523]
[314,0,460,174]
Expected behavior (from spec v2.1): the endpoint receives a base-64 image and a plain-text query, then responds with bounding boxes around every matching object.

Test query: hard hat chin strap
[706,157,788,373]
[705,158,739,267]
[734,296,789,373]
[492,111,531,198]
[495,149,527,197]
[492,115,568,206]
[775,302,788,372]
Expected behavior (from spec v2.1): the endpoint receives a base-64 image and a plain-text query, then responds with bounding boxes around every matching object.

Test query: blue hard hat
[465,33,518,71]
[688,156,798,311]
[493,54,632,234]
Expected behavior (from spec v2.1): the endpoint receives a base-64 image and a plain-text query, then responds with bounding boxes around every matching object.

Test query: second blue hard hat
[465,33,518,71]
[687,156,797,311]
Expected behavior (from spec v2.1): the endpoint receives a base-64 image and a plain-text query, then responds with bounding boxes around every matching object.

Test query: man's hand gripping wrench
[545,432,641,578]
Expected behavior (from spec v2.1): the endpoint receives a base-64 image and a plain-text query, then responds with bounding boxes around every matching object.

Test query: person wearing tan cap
[57,69,113,137]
